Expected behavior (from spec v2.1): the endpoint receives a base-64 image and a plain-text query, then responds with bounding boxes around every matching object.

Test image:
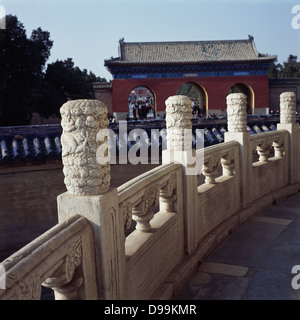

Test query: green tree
[0,14,106,125]
[268,55,300,79]
[267,58,281,79]
[177,83,200,99]
[38,58,106,118]
[280,55,300,78]
[0,15,53,126]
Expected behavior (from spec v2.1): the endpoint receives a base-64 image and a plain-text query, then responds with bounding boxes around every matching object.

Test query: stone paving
[176,192,300,300]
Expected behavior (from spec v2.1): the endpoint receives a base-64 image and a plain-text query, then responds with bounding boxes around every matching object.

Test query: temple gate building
[101,36,276,120]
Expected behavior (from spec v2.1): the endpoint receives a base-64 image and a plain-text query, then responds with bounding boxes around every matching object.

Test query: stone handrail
[0,215,98,300]
[1,92,299,300]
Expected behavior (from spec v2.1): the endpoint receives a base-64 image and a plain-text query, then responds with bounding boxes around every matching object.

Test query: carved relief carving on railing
[201,143,237,185]
[118,165,180,233]
[60,99,110,196]
[4,274,42,300]
[202,153,220,185]
[272,137,285,158]
[251,131,286,164]
[280,92,296,124]
[220,149,235,177]
[42,237,83,300]
[0,216,97,300]
[254,137,273,163]
[121,202,133,230]
[132,184,159,232]
[159,172,177,212]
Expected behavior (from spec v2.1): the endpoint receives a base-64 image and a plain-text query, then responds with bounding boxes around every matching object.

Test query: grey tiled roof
[0,117,290,165]
[106,36,276,65]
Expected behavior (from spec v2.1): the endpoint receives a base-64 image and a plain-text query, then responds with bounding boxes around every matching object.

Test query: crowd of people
[106,95,224,122]
[107,95,290,123]
[191,99,209,118]
[128,94,155,120]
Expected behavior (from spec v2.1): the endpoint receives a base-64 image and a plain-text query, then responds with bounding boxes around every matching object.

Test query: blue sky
[1,0,300,80]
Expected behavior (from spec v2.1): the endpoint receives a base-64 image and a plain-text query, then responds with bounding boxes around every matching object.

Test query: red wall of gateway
[111,75,270,114]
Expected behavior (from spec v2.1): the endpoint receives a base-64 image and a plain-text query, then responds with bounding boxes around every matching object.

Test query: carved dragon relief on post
[280,92,296,124]
[60,99,110,196]
[165,95,192,151]
[226,93,247,133]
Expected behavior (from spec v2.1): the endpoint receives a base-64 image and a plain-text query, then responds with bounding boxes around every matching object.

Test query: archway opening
[176,82,207,118]
[227,83,255,114]
[128,86,156,120]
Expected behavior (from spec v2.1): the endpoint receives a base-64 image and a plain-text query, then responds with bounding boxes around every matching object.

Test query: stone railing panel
[198,141,239,189]
[196,141,240,243]
[118,163,184,299]
[249,130,290,201]
[118,163,182,232]
[250,130,287,164]
[0,215,98,300]
[250,130,287,165]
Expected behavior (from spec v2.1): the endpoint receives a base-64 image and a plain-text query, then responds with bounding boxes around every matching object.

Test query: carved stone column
[226,93,247,133]
[277,92,300,185]
[163,95,198,253]
[225,93,250,207]
[280,92,296,124]
[165,95,192,151]
[58,99,126,299]
[60,99,110,196]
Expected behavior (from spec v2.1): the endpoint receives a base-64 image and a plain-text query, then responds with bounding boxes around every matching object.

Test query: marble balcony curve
[0,92,299,300]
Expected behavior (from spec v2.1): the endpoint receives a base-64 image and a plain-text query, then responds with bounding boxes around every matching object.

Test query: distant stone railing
[0,92,299,300]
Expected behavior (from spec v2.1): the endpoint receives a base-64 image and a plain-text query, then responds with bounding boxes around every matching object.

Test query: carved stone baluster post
[226,93,247,133]
[165,95,193,152]
[202,157,219,184]
[132,201,153,232]
[256,141,270,163]
[162,95,198,253]
[43,239,84,300]
[273,139,284,158]
[57,99,126,300]
[51,275,83,300]
[159,173,177,212]
[280,92,296,125]
[221,152,235,177]
[225,93,251,207]
[277,92,300,185]
[130,184,158,232]
[60,99,110,196]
